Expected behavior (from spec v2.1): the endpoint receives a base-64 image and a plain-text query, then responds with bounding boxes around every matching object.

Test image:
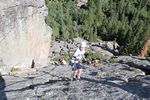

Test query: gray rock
[76,0,88,7]
[1,62,149,100]
[128,75,150,98]
[90,40,119,55]
[106,41,119,53]
[91,45,114,57]
[0,0,52,71]
[73,37,88,46]
[114,56,150,74]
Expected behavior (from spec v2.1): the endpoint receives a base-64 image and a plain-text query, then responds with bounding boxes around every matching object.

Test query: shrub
[53,51,71,64]
[86,48,102,60]
[108,56,117,63]
[10,67,20,73]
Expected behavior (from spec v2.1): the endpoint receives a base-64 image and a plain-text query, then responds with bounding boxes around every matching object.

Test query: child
[70,41,87,80]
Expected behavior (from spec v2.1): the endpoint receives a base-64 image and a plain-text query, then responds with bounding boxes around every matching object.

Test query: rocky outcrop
[114,56,150,74]
[76,0,88,7]
[50,38,116,64]
[128,75,150,98]
[1,63,149,100]
[0,0,52,71]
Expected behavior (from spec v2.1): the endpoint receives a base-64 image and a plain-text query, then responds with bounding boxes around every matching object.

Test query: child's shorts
[70,61,82,71]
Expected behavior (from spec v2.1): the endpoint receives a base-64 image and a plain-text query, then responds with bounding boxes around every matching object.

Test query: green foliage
[45,0,79,41]
[61,52,71,63]
[10,67,20,73]
[86,48,102,60]
[108,56,117,63]
[89,51,102,59]
[53,55,60,64]
[53,51,71,64]
[45,0,150,55]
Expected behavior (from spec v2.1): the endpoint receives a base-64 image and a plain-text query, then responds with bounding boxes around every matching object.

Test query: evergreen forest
[45,0,150,55]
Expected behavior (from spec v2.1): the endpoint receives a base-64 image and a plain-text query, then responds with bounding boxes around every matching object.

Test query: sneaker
[77,77,81,81]
[72,77,77,81]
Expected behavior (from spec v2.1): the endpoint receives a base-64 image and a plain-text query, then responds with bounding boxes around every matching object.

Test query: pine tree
[45,0,150,55]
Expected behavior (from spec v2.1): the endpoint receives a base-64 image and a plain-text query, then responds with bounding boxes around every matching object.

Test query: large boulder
[114,56,150,74]
[0,0,52,71]
[128,75,150,98]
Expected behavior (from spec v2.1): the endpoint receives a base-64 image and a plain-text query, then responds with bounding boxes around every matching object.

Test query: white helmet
[81,41,86,47]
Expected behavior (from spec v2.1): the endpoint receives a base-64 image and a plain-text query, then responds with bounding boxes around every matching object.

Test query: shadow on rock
[0,76,7,100]
[5,79,69,93]
[82,76,150,99]
[5,72,70,93]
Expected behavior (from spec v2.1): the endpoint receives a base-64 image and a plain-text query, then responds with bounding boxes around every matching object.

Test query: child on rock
[70,41,87,80]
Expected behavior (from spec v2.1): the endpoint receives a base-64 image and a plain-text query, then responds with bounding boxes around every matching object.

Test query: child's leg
[70,62,77,78]
[77,69,82,79]
[73,70,78,78]
[76,62,82,79]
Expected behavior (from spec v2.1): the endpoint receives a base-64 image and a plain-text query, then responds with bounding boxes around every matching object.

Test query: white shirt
[73,48,85,59]
[70,48,85,63]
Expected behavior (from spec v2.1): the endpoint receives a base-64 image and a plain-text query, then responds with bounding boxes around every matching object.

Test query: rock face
[0,0,52,70]
[114,56,150,74]
[1,63,149,100]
